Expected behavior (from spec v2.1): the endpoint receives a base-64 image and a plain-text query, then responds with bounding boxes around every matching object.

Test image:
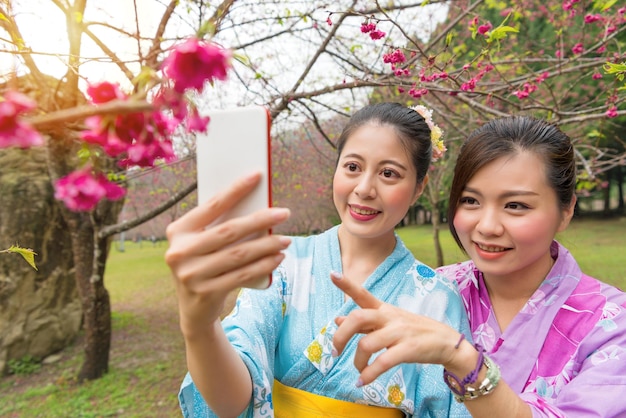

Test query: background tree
[1,0,624,382]
[1,0,235,381]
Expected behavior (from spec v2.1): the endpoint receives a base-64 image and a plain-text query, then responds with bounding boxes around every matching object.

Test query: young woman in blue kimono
[165,102,473,417]
[331,116,626,417]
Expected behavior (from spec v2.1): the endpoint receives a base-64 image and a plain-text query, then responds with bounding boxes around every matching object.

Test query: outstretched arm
[165,172,291,416]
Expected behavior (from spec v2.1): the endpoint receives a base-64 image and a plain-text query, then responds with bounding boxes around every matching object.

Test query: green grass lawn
[1,217,624,417]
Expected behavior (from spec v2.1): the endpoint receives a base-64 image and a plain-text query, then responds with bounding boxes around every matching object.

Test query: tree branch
[27,99,154,129]
[98,180,197,239]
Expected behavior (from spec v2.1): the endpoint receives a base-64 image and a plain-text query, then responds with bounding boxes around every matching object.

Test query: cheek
[509,216,557,245]
[452,211,472,239]
[385,185,416,210]
[332,173,350,201]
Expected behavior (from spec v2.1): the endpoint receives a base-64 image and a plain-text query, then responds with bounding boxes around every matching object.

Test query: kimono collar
[474,240,583,392]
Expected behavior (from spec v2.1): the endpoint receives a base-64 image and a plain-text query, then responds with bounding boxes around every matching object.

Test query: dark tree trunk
[432,205,444,267]
[603,169,612,215]
[46,130,123,381]
[67,213,112,381]
[617,166,624,214]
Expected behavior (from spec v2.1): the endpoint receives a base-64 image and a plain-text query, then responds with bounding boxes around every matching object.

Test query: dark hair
[335,102,432,183]
[448,116,576,251]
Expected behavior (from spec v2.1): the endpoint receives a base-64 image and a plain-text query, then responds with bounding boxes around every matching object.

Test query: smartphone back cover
[196,106,272,219]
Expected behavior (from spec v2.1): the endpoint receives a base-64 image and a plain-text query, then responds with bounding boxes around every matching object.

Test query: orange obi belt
[273,379,404,418]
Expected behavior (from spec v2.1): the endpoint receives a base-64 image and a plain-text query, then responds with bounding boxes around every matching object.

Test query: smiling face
[333,122,423,243]
[452,151,574,286]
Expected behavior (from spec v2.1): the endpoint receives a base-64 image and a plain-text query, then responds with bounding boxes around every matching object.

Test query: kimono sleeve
[178,275,286,418]
[521,313,626,417]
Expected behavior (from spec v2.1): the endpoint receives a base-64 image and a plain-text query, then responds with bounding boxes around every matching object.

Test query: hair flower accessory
[411,105,446,161]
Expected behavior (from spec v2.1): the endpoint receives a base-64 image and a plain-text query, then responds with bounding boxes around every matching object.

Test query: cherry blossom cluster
[366,3,624,120]
[0,38,232,212]
[360,21,386,40]
[0,91,44,148]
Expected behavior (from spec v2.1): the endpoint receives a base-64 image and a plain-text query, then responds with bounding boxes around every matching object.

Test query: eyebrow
[341,153,408,171]
[463,186,540,198]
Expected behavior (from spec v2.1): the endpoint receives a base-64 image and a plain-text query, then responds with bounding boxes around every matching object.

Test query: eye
[381,168,399,178]
[345,162,359,172]
[459,196,478,205]
[505,202,529,210]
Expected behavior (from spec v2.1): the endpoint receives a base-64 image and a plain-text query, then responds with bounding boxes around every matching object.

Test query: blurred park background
[1,1,625,416]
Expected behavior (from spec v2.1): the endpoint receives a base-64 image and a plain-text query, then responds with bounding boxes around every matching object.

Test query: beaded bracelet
[443,339,501,402]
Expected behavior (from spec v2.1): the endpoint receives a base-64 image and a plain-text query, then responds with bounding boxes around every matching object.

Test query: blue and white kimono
[179,225,472,417]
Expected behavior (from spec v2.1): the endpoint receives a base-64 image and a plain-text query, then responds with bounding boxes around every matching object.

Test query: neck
[482,253,555,331]
[483,253,555,301]
[337,226,397,285]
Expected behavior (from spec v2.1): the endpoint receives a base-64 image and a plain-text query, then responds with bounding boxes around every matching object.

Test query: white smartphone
[196,105,272,288]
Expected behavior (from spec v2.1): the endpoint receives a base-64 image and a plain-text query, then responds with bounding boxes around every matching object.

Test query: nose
[354,173,377,199]
[476,207,504,237]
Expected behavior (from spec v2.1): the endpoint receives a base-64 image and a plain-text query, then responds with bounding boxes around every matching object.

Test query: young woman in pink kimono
[331,116,626,417]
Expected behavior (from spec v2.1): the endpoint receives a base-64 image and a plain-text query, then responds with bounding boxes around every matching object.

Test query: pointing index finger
[330,271,383,309]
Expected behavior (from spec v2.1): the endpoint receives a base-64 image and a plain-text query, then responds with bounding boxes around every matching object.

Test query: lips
[350,205,380,215]
[475,242,510,253]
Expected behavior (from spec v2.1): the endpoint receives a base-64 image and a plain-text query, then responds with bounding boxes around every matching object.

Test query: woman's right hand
[165,172,291,338]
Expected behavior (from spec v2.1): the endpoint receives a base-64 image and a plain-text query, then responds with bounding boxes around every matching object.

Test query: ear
[557,195,576,232]
[411,174,429,206]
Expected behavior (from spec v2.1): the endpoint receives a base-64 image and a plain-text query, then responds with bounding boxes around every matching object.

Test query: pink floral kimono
[437,241,626,418]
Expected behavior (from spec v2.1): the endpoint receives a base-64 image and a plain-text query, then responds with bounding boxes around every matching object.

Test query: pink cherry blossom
[369,30,386,40]
[186,110,210,133]
[536,72,550,83]
[86,81,127,104]
[478,22,492,35]
[571,43,584,54]
[584,14,601,24]
[360,22,376,33]
[394,68,411,77]
[54,168,125,212]
[514,90,529,99]
[383,49,406,64]
[161,38,231,94]
[118,137,175,168]
[606,106,618,118]
[513,82,538,100]
[0,91,44,148]
[461,79,477,91]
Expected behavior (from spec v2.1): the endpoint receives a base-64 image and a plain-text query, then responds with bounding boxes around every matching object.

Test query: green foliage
[604,62,626,90]
[7,355,41,376]
[593,0,619,12]
[486,23,518,48]
[1,244,38,270]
